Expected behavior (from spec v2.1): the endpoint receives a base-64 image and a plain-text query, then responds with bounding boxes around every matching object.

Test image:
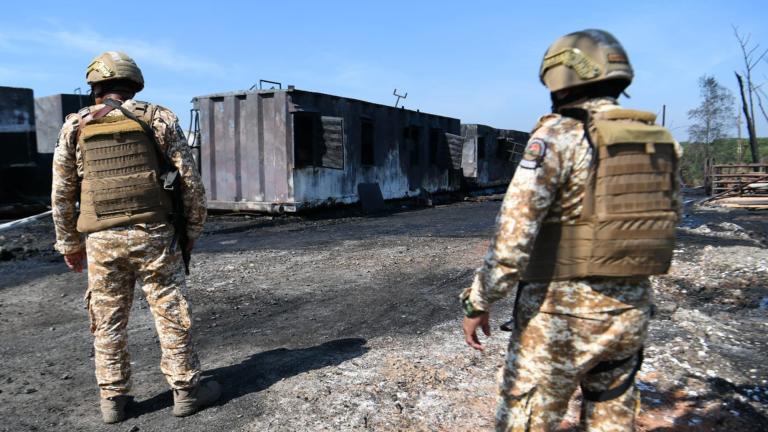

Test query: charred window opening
[293,112,344,170]
[319,116,344,169]
[361,118,375,166]
[496,138,508,160]
[406,125,421,167]
[477,136,486,160]
[429,127,442,166]
[294,112,317,168]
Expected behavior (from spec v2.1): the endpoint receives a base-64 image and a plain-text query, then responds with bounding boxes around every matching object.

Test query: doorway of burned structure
[405,124,423,191]
[360,117,376,167]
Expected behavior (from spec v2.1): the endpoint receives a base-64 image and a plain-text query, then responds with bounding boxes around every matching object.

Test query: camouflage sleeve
[463,117,577,311]
[51,116,83,255]
[151,106,207,240]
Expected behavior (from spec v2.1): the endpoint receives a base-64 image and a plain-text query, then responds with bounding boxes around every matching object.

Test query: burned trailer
[0,86,37,202]
[0,90,89,206]
[193,88,462,213]
[460,124,528,189]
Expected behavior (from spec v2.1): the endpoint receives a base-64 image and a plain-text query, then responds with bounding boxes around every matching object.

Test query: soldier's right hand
[64,250,87,273]
[463,313,491,351]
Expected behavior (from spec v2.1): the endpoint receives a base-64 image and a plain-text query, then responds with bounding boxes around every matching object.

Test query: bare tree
[733,25,766,162]
[688,75,736,160]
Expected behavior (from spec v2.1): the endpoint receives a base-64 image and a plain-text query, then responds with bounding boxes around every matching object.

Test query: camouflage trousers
[495,292,650,432]
[85,223,200,398]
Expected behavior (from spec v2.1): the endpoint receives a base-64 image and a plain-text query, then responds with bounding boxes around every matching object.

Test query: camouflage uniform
[51,100,207,398]
[464,98,682,431]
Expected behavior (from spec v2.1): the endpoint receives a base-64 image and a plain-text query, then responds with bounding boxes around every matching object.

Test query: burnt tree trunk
[735,72,760,162]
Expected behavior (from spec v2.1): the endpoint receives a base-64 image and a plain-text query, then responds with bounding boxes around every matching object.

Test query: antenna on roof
[393,89,407,108]
[249,80,283,91]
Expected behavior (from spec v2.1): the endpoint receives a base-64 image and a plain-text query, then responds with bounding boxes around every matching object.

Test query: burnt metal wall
[1,87,37,202]
[0,86,36,167]
[461,124,529,189]
[194,88,461,212]
[194,91,292,212]
[288,90,461,208]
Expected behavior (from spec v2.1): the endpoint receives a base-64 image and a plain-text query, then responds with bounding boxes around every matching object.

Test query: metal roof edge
[192,87,460,121]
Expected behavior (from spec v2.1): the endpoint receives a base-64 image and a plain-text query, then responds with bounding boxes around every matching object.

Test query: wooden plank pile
[703,163,768,209]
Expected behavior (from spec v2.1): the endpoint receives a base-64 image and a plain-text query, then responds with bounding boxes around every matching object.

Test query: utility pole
[662,104,666,127]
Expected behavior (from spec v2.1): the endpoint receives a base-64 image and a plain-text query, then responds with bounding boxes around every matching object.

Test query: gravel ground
[0,196,766,431]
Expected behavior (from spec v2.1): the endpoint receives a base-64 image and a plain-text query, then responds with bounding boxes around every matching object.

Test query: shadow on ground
[637,376,768,431]
[127,337,369,419]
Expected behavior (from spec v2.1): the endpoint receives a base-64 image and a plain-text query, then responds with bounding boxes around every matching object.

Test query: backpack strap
[75,104,117,142]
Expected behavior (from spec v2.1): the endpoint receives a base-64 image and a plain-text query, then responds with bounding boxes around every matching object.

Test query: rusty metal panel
[194,91,294,212]
[240,94,263,202]
[262,92,290,202]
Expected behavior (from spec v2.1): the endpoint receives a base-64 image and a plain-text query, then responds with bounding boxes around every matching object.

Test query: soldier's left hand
[463,313,491,351]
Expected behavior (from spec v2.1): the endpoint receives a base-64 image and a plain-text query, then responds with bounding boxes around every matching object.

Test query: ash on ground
[0,196,766,431]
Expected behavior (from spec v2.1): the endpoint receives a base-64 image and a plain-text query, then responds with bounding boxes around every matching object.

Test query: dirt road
[0,198,766,431]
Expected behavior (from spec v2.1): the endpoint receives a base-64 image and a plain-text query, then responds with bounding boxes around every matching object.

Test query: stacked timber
[705,163,768,209]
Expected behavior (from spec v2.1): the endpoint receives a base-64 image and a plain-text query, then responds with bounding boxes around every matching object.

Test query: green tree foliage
[687,75,736,157]
[681,75,740,186]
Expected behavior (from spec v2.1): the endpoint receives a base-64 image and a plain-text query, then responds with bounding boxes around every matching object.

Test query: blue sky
[1,0,767,141]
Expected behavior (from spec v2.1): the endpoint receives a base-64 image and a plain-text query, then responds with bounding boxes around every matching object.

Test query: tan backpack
[76,102,173,233]
[523,108,679,281]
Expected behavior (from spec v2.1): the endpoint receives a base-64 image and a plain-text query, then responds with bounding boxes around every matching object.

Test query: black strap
[500,281,528,332]
[581,348,644,402]
[587,353,634,374]
[558,107,597,165]
[103,99,172,173]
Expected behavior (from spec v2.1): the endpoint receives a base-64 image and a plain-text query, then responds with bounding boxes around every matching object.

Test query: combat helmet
[85,51,144,92]
[539,29,633,94]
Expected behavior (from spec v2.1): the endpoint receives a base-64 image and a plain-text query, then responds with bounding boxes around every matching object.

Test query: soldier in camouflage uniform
[51,51,220,423]
[461,30,682,431]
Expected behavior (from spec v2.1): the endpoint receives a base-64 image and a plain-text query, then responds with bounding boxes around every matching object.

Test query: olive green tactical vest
[76,104,173,233]
[522,109,678,281]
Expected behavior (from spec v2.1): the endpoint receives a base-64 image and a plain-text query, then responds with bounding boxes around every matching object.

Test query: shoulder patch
[519,138,547,169]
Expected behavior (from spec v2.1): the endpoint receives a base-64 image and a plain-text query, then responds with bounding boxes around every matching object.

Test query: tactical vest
[522,108,678,281]
[76,103,173,233]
